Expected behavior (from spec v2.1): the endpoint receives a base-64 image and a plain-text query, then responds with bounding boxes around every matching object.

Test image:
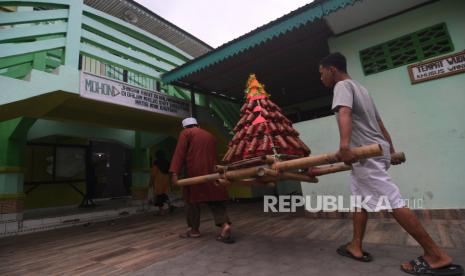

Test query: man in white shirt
[319,52,461,275]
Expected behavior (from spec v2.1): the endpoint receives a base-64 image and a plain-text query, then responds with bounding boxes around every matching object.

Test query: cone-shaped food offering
[223,74,311,163]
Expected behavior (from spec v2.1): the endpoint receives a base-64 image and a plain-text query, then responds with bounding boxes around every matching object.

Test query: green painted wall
[28,119,135,147]
[0,117,36,167]
[0,173,23,194]
[23,182,86,210]
[0,117,36,199]
[298,0,465,209]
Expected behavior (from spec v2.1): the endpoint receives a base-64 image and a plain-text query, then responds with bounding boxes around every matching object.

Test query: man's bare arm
[377,119,402,165]
[336,106,357,164]
[377,118,395,153]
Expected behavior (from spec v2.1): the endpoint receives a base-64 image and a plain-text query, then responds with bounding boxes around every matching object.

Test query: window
[360,23,454,75]
[127,71,156,91]
[81,55,158,91]
[25,144,86,185]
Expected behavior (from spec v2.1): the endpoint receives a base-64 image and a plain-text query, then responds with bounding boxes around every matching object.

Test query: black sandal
[401,256,464,276]
[336,243,373,262]
[216,234,235,244]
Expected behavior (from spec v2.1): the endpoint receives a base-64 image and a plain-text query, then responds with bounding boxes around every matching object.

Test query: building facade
[2,0,464,235]
[162,0,465,210]
[0,0,239,226]
[297,0,465,210]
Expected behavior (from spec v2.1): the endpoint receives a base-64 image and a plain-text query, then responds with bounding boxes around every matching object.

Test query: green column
[32,50,46,71]
[64,0,83,68]
[0,117,36,216]
[131,131,150,200]
[197,94,207,107]
[191,91,197,118]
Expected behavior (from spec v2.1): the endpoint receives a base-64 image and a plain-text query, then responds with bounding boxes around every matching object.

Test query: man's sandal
[401,256,463,276]
[216,234,235,244]
[336,243,373,262]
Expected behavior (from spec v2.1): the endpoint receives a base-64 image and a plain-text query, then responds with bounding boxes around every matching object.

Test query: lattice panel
[360,23,454,75]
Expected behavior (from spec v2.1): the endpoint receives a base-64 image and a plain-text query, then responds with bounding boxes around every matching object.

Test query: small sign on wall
[80,71,191,118]
[408,50,465,84]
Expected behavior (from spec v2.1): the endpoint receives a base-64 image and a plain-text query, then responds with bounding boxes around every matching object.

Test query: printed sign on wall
[408,50,465,84]
[80,71,191,118]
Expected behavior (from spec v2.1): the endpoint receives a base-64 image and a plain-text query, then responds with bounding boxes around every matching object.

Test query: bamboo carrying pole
[213,152,405,187]
[176,144,383,186]
[309,163,351,176]
[176,166,273,187]
[215,172,318,186]
[271,144,382,172]
[309,152,406,176]
[216,178,275,187]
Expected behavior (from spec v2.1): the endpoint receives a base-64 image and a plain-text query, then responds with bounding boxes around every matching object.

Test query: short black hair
[320,52,347,73]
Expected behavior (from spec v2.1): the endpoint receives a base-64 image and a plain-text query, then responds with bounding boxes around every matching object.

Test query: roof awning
[162,0,360,107]
[162,0,433,107]
[84,0,213,58]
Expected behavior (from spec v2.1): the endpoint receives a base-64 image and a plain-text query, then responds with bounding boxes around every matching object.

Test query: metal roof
[84,0,213,58]
[160,0,435,108]
[161,0,360,84]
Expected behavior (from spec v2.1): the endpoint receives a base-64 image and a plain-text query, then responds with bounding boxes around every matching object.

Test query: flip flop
[337,243,373,262]
[179,230,201,239]
[216,234,235,244]
[401,256,464,276]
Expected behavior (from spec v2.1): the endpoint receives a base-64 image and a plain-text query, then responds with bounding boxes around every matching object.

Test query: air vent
[360,23,454,75]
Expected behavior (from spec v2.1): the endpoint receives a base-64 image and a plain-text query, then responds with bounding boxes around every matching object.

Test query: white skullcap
[182,117,198,128]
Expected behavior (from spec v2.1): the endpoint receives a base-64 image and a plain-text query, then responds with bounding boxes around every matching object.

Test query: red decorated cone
[252,115,266,125]
[222,74,311,163]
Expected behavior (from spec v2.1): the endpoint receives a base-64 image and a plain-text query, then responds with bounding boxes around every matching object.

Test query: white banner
[80,71,191,118]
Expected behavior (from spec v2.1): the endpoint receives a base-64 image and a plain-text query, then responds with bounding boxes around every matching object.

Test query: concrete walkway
[133,233,465,276]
